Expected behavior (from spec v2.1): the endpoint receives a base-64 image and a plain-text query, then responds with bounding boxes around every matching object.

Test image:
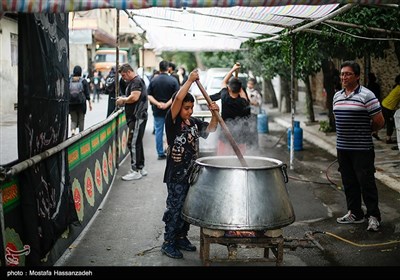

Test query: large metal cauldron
[182,156,295,230]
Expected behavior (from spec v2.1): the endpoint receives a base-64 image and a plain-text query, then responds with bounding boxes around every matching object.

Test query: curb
[273,116,400,193]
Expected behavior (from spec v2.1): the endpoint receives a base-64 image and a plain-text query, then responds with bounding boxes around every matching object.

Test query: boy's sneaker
[161,242,183,259]
[336,211,365,224]
[176,237,196,252]
[122,170,142,181]
[367,216,380,232]
[139,168,148,176]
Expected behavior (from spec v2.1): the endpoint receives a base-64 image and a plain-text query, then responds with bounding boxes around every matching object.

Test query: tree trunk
[280,77,291,113]
[321,59,336,132]
[304,76,315,123]
[263,78,278,108]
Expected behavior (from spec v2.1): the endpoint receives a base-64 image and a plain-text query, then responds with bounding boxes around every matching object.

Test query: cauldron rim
[195,155,284,170]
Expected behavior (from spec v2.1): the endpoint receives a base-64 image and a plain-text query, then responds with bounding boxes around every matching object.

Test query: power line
[322,22,400,41]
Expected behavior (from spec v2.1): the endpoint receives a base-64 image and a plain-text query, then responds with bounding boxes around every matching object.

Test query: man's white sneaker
[139,169,148,176]
[122,170,142,181]
[336,210,365,224]
[367,216,380,232]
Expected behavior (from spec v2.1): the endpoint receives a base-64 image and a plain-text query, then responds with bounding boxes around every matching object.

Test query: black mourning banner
[17,13,77,265]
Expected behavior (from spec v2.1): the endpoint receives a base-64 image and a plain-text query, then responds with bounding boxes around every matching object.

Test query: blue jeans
[154,116,166,156]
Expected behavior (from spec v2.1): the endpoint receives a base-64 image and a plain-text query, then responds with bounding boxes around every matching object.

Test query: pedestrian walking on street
[92,71,104,103]
[161,70,219,259]
[69,65,92,136]
[147,61,180,160]
[116,64,148,180]
[333,61,385,232]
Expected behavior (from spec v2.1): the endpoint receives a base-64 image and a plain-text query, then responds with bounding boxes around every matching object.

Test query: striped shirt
[333,86,381,150]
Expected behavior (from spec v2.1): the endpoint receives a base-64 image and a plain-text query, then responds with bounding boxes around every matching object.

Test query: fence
[0,110,129,266]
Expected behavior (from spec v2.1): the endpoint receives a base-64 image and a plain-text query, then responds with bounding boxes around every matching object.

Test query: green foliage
[198,51,243,69]
[319,120,333,133]
[161,51,244,72]
[317,5,400,60]
[239,5,400,84]
[242,39,291,80]
[281,33,324,81]
[130,44,142,64]
[162,6,400,84]
[161,51,197,72]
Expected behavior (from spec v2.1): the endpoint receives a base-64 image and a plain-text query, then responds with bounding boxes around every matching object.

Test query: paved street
[0,94,110,165]
[1,93,400,269]
[54,102,400,268]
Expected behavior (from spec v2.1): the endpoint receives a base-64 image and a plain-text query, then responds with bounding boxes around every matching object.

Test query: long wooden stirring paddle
[195,80,248,167]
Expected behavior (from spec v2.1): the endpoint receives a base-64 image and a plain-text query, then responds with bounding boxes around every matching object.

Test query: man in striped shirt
[333,61,385,232]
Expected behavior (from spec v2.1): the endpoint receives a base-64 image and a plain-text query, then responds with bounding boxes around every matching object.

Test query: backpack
[104,74,115,95]
[69,77,85,104]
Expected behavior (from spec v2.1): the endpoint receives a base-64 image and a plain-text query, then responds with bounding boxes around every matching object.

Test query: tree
[161,51,197,72]
[242,39,290,110]
[327,6,400,61]
[312,5,400,130]
[269,5,400,125]
[281,33,324,121]
[198,51,243,69]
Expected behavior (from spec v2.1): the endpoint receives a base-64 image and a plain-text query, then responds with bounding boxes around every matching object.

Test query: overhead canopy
[0,1,398,13]
[1,1,398,52]
[129,4,340,51]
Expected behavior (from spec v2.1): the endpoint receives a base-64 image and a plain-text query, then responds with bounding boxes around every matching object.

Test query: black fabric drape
[18,13,77,265]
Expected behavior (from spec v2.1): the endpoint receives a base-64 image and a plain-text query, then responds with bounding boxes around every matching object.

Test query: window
[94,53,127,63]
[10,33,18,66]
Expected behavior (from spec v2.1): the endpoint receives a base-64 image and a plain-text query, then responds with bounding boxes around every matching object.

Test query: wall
[310,44,400,109]
[367,42,400,98]
[96,9,116,40]
[311,71,325,109]
[140,49,158,69]
[68,9,118,75]
[0,17,18,115]
[69,44,90,75]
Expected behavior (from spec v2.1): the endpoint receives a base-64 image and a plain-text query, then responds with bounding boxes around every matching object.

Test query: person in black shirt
[367,72,381,102]
[104,66,127,117]
[116,64,148,180]
[168,62,180,84]
[148,61,180,159]
[161,70,219,259]
[69,65,92,136]
[209,64,251,155]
